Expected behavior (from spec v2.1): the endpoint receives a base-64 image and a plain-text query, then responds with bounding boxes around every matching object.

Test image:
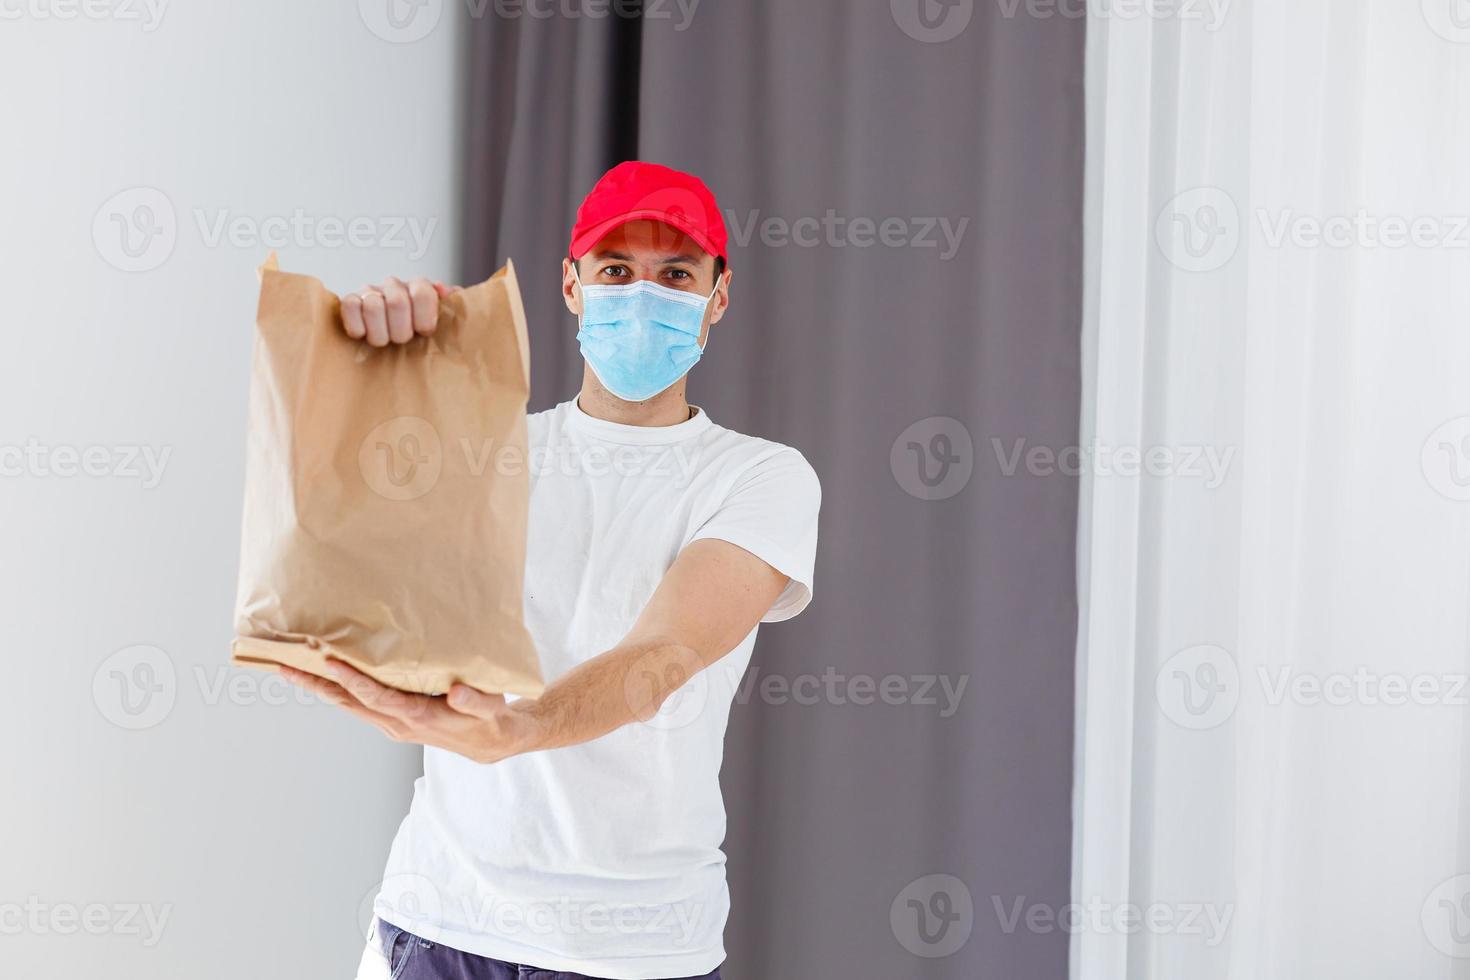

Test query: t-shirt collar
[566,397,713,445]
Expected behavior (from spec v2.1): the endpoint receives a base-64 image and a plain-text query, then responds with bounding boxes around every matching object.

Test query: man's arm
[280,538,789,763]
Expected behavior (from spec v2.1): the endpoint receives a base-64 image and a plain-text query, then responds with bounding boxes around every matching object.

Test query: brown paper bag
[231,255,544,698]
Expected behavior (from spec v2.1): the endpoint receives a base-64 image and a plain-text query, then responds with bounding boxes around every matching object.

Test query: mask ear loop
[571,262,588,330]
[697,268,726,352]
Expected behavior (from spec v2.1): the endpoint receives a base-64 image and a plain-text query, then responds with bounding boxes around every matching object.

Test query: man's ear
[562,258,582,316]
[708,267,733,327]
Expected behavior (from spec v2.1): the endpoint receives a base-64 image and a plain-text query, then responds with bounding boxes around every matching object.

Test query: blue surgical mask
[575,269,719,402]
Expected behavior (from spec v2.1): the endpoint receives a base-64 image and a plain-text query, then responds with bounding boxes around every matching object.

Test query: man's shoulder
[525,401,568,444]
[700,422,821,495]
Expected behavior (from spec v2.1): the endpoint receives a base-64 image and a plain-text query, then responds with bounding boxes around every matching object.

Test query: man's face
[562,219,731,345]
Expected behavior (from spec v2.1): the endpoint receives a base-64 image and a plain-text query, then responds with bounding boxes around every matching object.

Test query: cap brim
[570,209,723,262]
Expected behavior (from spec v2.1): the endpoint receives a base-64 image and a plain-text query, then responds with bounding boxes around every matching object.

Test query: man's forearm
[505,636,704,754]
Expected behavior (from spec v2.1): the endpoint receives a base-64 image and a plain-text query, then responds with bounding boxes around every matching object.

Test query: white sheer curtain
[1074,2,1470,978]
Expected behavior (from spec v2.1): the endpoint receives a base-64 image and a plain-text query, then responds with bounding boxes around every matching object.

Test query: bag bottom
[231,635,546,699]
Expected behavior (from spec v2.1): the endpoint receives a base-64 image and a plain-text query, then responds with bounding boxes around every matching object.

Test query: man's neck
[577,377,694,428]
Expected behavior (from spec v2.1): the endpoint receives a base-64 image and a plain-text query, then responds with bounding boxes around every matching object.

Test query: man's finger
[408,277,439,335]
[360,289,389,347]
[447,684,506,720]
[382,277,414,344]
[341,292,367,339]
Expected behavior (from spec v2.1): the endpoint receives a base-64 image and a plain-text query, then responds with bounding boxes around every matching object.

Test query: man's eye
[601,265,629,278]
[666,269,691,281]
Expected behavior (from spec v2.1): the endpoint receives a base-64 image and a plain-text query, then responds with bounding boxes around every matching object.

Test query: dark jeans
[374,919,723,980]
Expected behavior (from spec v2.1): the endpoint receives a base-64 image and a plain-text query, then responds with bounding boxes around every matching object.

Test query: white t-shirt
[373,398,821,979]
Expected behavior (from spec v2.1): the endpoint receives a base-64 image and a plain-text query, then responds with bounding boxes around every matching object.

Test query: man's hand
[340,277,458,347]
[280,659,536,765]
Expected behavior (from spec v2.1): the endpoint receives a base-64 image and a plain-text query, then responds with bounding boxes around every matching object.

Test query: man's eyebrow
[659,254,701,266]
[588,251,635,262]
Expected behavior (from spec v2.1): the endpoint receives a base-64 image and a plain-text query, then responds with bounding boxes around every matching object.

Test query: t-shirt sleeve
[688,448,822,623]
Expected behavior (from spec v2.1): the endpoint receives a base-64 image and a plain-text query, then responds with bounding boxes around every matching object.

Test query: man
[281,162,821,979]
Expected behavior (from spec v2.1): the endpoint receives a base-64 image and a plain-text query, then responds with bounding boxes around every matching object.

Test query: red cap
[569,161,728,262]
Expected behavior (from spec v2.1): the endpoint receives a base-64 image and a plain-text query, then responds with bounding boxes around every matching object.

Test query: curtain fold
[1076,3,1470,977]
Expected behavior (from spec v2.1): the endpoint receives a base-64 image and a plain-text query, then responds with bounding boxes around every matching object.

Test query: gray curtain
[461,4,1084,977]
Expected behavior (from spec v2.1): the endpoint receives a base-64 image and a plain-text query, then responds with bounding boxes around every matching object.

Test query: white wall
[0,3,464,976]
